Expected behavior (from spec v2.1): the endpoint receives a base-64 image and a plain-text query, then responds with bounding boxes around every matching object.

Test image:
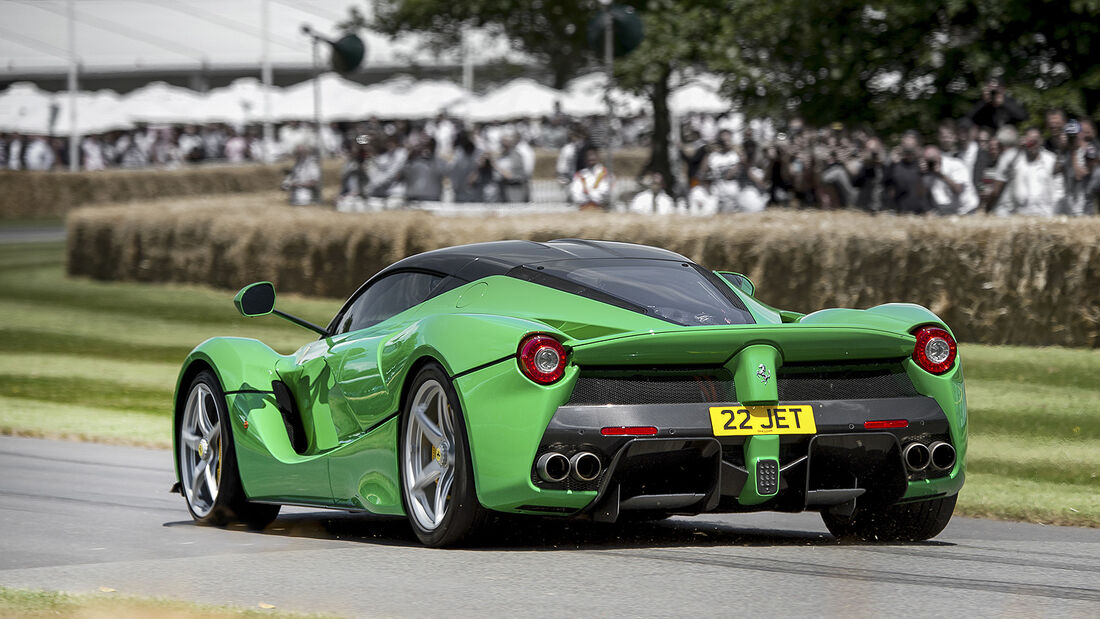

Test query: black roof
[375,239,691,282]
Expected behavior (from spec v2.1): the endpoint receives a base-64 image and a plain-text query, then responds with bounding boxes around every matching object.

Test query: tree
[372,0,596,89]
[714,0,1100,136]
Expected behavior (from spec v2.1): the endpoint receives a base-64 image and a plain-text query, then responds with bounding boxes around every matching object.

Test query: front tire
[822,494,957,542]
[399,363,487,547]
[177,370,280,529]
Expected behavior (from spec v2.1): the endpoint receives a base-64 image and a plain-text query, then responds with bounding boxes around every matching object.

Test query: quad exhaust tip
[570,451,602,482]
[536,452,570,483]
[902,442,931,472]
[929,441,956,472]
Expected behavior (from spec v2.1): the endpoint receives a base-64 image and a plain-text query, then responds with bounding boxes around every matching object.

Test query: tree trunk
[648,66,675,190]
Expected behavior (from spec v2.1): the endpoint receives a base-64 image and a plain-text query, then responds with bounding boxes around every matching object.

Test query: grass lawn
[0,586,335,618]
[1,241,1097,526]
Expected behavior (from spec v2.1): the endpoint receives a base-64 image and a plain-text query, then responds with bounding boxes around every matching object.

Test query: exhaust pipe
[929,441,956,472]
[902,442,931,472]
[536,452,570,483]
[570,451,602,482]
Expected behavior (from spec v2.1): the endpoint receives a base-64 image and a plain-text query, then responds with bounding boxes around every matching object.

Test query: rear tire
[822,494,956,542]
[399,363,487,547]
[177,370,280,529]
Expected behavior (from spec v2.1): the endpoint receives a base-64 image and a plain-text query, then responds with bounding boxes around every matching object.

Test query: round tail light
[518,335,567,385]
[912,326,957,375]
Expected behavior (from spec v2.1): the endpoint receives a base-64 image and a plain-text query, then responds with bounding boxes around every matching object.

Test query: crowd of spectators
[627,80,1098,217]
[4,78,1098,216]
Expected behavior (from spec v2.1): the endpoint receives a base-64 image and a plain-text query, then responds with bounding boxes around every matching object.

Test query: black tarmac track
[1,435,1098,617]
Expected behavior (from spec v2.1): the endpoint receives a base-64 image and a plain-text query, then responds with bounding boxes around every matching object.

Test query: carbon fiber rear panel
[565,361,918,405]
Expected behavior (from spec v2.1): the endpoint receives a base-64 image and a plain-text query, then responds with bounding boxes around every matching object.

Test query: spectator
[403,137,447,202]
[24,136,55,170]
[7,133,24,170]
[688,174,719,216]
[1044,109,1068,153]
[736,139,769,212]
[570,147,613,210]
[223,129,248,163]
[449,132,484,203]
[921,144,979,215]
[283,144,320,206]
[992,127,1061,216]
[852,136,888,212]
[957,118,980,177]
[338,136,371,206]
[884,131,930,213]
[81,136,106,171]
[701,129,740,212]
[629,172,679,215]
[556,125,588,185]
[968,78,1028,130]
[937,120,959,157]
[367,134,407,199]
[1060,122,1093,216]
[490,133,530,203]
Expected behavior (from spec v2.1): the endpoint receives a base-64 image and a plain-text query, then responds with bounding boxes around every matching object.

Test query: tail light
[912,326,957,375]
[518,334,567,384]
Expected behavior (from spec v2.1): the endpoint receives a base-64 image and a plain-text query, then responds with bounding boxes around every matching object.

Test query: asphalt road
[0,225,65,245]
[1,436,1098,618]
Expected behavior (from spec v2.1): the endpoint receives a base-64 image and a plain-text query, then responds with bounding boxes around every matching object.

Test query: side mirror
[234,281,276,317]
[716,271,755,297]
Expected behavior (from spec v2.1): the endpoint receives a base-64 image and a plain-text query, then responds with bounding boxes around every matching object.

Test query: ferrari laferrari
[173,239,966,546]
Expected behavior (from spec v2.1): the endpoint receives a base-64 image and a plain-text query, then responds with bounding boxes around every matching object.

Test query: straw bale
[67,200,1100,347]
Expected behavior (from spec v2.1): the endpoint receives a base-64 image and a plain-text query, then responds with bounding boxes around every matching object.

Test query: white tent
[0,82,55,134]
[668,76,732,115]
[52,89,131,134]
[562,72,648,117]
[120,81,208,124]
[273,73,373,122]
[199,78,282,126]
[466,78,565,121]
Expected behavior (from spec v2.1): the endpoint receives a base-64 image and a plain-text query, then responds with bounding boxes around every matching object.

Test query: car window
[509,259,755,327]
[337,272,443,333]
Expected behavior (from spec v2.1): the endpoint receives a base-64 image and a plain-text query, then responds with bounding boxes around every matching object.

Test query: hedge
[67,197,1100,347]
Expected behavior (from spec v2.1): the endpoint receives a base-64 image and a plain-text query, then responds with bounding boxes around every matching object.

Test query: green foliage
[717,0,1100,134]
[372,0,598,88]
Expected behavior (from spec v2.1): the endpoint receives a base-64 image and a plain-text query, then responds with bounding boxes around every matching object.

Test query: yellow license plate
[708,405,817,436]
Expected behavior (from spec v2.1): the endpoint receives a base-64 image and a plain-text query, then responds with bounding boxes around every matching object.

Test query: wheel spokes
[413,461,443,492]
[414,400,444,447]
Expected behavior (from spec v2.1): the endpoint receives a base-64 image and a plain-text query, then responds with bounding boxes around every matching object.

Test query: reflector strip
[600,426,659,436]
[864,419,909,429]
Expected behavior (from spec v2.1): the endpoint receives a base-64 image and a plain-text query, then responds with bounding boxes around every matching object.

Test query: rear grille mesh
[566,369,735,405]
[565,362,918,406]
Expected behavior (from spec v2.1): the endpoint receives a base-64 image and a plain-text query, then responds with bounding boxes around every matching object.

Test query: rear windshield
[508,259,755,326]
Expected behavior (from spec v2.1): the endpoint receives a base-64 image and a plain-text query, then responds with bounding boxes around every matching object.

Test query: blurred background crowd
[4,78,1098,218]
[3,0,1100,217]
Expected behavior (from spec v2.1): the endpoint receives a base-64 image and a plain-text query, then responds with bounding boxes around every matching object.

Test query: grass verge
[1,242,1097,527]
[0,586,337,618]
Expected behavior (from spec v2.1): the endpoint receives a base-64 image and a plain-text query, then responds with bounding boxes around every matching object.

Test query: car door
[325,271,446,432]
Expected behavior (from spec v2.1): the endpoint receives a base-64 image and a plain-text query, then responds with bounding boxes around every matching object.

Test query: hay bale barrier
[67,198,1100,347]
[0,161,344,220]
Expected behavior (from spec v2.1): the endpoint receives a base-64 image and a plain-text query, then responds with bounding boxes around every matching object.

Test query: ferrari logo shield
[756,364,771,385]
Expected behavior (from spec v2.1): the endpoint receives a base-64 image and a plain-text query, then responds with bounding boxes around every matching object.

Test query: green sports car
[173,239,966,546]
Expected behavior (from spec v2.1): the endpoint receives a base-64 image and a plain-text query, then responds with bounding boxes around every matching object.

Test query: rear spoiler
[569,324,915,367]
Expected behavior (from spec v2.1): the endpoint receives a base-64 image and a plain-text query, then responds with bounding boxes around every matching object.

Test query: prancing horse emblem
[756,364,771,385]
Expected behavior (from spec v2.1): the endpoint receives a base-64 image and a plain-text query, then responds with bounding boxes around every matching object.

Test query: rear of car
[469,249,966,540]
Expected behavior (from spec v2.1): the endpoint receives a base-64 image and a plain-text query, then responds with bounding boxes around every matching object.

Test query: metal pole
[66,0,79,171]
[261,0,274,162]
[461,29,473,92]
[603,5,614,176]
[311,35,323,203]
